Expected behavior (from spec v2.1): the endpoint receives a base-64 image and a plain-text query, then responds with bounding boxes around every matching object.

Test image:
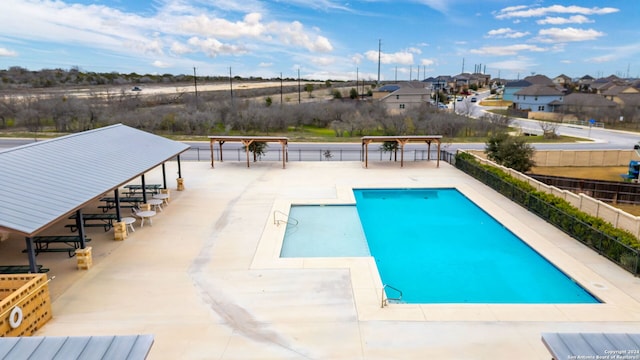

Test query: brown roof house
[549,93,619,122]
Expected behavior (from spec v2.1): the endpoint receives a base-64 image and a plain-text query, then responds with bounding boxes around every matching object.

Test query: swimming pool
[280,188,599,304]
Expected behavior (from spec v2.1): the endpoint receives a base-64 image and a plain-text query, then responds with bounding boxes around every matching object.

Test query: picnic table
[0,265,49,274]
[67,213,118,232]
[124,184,162,195]
[99,196,143,212]
[23,236,91,257]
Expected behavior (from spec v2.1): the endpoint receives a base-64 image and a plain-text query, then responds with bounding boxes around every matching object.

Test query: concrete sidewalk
[13,160,640,359]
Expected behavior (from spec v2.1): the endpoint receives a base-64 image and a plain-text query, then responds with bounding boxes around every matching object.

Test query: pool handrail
[381,284,403,308]
[273,210,299,227]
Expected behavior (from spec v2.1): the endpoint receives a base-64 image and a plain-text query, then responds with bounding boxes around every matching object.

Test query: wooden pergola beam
[361,135,443,168]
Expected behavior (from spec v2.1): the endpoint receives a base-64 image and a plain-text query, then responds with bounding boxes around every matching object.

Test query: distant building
[513,84,564,112]
[375,83,432,113]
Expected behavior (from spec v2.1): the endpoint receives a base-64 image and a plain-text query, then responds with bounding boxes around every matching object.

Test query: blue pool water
[280,188,599,304]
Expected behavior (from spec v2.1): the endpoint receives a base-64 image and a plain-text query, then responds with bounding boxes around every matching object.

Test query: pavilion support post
[242,140,254,168]
[279,140,287,169]
[437,141,441,167]
[177,155,185,191]
[219,141,225,162]
[76,208,87,249]
[24,237,38,273]
[114,188,122,221]
[398,140,409,168]
[162,163,167,189]
[210,139,215,168]
[141,174,148,203]
[113,188,127,241]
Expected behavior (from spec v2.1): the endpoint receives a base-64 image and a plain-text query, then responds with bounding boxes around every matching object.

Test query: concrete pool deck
[5,160,640,359]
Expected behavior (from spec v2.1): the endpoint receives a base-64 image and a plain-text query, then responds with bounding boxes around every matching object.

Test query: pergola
[208,136,289,169]
[361,135,442,168]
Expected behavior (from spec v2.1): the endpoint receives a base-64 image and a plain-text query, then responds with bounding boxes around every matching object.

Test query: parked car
[470,97,477,102]
[456,96,463,101]
[437,103,448,109]
[131,86,142,91]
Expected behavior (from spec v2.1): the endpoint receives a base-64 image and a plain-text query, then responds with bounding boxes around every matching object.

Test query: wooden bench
[0,265,49,274]
[67,213,118,232]
[23,236,92,257]
[98,205,136,213]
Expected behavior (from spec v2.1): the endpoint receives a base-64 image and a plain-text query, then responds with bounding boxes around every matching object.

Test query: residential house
[377,83,432,113]
[578,75,595,91]
[602,85,639,105]
[553,74,572,88]
[503,79,532,102]
[513,84,564,112]
[549,93,619,122]
[523,74,554,86]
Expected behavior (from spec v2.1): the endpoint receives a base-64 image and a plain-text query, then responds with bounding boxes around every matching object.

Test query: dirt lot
[528,166,640,215]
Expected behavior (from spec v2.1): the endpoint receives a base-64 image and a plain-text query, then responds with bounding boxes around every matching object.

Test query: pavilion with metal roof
[0,124,190,272]
[361,135,442,168]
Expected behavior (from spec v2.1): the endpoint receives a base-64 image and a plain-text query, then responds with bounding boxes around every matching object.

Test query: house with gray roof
[376,83,432,113]
[503,79,532,102]
[513,84,564,112]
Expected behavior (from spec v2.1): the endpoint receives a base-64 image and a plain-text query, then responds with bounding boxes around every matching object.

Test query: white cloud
[486,28,530,39]
[470,44,546,56]
[152,60,171,68]
[179,13,266,39]
[269,21,333,53]
[311,56,335,66]
[587,55,615,64]
[351,53,363,65]
[258,62,272,67]
[489,58,538,73]
[495,5,619,19]
[537,15,593,25]
[364,50,413,65]
[537,27,604,43]
[187,37,249,57]
[420,58,435,66]
[0,48,17,57]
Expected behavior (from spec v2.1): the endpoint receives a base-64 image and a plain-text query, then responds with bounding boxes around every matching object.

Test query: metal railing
[273,210,298,226]
[180,145,454,164]
[381,284,403,308]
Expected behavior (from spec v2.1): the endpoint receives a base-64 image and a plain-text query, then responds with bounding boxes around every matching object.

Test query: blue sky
[0,0,637,81]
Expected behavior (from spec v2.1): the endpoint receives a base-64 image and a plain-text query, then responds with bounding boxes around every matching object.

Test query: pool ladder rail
[381,284,403,308]
[273,210,299,227]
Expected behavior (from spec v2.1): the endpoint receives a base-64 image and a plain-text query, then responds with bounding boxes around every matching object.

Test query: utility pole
[229,67,234,107]
[297,68,301,104]
[280,72,283,105]
[193,67,198,108]
[377,39,381,85]
[461,58,465,74]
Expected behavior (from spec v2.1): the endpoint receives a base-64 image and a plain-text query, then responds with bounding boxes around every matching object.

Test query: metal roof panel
[0,124,189,236]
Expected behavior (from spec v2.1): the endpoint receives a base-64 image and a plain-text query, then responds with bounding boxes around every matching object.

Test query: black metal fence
[527,174,640,205]
[456,156,640,276]
[181,145,450,164]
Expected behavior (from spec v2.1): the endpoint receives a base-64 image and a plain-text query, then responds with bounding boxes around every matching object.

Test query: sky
[0,0,638,81]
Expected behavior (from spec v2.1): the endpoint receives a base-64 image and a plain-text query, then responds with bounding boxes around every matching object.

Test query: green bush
[455,152,640,274]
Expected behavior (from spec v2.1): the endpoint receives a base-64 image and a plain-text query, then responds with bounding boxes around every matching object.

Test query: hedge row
[455,151,640,275]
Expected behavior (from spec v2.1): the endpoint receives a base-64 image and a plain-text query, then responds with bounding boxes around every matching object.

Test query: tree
[243,141,268,162]
[349,88,358,99]
[380,141,399,161]
[305,83,314,98]
[485,133,536,172]
[265,96,272,107]
[332,90,342,99]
